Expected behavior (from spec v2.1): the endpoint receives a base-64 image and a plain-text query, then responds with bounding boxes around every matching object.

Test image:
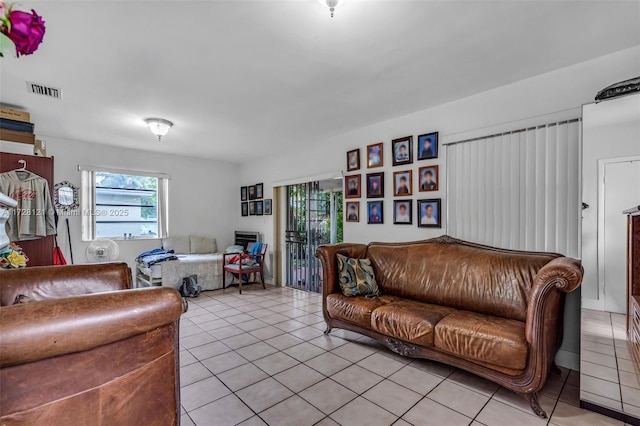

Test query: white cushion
[190,235,217,254]
[162,236,190,254]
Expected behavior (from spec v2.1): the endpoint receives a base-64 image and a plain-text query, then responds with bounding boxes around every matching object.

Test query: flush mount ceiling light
[318,0,344,17]
[144,118,173,141]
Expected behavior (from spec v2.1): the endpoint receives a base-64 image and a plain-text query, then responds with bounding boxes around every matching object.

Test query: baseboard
[555,349,579,371]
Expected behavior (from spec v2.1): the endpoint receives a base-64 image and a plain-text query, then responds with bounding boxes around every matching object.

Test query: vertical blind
[447,119,581,257]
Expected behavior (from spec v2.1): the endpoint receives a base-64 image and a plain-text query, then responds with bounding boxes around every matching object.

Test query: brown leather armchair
[0,263,185,425]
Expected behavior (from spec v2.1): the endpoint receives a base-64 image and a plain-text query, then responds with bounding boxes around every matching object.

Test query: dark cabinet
[0,152,55,266]
[624,206,640,370]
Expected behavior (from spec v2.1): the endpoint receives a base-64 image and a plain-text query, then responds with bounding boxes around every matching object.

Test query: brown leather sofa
[316,236,583,418]
[0,263,185,425]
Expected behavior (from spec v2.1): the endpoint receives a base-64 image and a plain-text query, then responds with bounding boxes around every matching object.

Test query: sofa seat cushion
[434,311,528,370]
[326,293,401,327]
[371,300,456,346]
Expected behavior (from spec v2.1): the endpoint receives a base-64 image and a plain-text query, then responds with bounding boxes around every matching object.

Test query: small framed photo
[256,200,264,215]
[264,199,272,215]
[419,165,439,192]
[367,142,384,168]
[366,173,384,198]
[241,186,248,201]
[255,183,264,199]
[393,170,413,196]
[249,201,256,215]
[417,132,438,160]
[345,201,360,222]
[241,202,248,216]
[393,200,412,225]
[367,201,384,224]
[392,136,413,166]
[347,149,360,172]
[249,185,256,200]
[417,199,442,228]
[345,174,361,199]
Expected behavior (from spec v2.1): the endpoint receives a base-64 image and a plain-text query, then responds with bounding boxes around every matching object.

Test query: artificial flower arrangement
[0,242,29,269]
[0,1,45,57]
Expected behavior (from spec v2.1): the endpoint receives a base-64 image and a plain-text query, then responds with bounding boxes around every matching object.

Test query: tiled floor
[178,285,629,426]
[581,309,640,420]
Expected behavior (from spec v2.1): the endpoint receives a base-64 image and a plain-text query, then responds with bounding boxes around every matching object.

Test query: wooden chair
[222,243,267,294]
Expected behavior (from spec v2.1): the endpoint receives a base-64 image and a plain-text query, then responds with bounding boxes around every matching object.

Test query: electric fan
[86,239,120,263]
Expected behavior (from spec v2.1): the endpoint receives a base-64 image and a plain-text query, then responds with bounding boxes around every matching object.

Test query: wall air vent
[26,81,62,100]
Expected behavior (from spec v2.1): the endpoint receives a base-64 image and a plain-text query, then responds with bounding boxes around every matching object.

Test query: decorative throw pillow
[162,236,190,254]
[190,236,217,254]
[336,253,380,297]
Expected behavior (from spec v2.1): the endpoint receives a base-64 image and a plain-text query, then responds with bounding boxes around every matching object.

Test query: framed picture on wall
[366,172,384,198]
[241,202,248,216]
[345,174,361,198]
[264,199,272,215]
[417,199,441,228]
[256,200,264,215]
[393,200,412,225]
[367,201,383,224]
[419,165,438,192]
[393,170,413,196]
[392,136,413,166]
[255,183,264,199]
[367,143,384,168]
[241,186,248,201]
[249,185,256,200]
[347,149,360,172]
[346,201,360,222]
[249,201,256,215]
[417,132,438,160]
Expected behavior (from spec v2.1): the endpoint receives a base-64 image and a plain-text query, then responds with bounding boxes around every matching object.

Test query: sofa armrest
[525,256,583,344]
[0,287,184,368]
[316,243,368,298]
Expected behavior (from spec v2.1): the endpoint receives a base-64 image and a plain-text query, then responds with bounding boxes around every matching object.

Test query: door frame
[595,154,640,311]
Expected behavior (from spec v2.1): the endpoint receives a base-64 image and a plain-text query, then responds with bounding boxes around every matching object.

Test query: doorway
[599,156,640,313]
[284,179,343,293]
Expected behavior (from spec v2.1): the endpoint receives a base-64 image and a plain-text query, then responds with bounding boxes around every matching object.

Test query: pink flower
[6,9,45,56]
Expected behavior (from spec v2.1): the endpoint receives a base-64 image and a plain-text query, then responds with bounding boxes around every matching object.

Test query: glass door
[285,180,342,293]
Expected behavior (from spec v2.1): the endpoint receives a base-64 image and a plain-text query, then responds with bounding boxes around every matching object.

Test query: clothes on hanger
[0,170,56,242]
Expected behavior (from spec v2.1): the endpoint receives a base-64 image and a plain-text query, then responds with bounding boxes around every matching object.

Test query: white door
[601,158,640,313]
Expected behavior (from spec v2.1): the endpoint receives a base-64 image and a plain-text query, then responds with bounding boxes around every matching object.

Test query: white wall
[43,136,238,271]
[581,94,640,307]
[237,46,640,370]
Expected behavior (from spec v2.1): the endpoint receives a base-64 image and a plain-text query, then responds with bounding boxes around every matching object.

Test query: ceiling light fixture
[318,0,344,18]
[144,118,173,141]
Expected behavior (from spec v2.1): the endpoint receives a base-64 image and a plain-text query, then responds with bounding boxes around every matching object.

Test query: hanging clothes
[0,170,56,242]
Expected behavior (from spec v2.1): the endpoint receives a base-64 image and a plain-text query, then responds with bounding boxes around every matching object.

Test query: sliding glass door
[285,180,342,293]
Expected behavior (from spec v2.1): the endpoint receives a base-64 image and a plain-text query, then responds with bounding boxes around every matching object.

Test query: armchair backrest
[0,262,132,306]
[247,242,268,265]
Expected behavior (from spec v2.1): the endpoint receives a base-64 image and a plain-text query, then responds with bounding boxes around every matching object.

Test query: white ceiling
[1,1,638,163]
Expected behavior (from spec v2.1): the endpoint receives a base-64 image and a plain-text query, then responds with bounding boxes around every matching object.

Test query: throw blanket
[136,248,178,267]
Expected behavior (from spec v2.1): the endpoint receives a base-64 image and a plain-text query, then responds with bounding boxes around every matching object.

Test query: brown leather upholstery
[371,300,455,346]
[317,236,584,418]
[0,263,184,425]
[434,311,528,370]
[0,262,132,306]
[367,241,558,322]
[326,293,400,327]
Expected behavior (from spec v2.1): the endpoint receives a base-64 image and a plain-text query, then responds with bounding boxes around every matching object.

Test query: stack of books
[0,108,35,145]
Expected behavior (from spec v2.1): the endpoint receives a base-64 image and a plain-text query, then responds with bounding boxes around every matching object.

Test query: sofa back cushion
[366,238,559,322]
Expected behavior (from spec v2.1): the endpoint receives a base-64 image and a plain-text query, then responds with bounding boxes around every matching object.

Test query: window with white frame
[80,166,169,241]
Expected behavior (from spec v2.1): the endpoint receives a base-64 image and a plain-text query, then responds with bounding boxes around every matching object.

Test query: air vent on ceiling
[26,81,62,100]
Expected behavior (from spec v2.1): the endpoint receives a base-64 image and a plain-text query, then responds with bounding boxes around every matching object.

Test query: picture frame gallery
[241,183,267,217]
[343,129,440,227]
